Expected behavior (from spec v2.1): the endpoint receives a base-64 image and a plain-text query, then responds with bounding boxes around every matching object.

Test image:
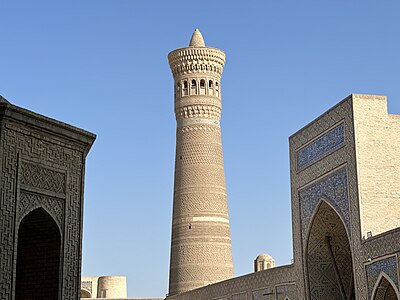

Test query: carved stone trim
[17,192,64,231]
[168,47,225,77]
[176,105,221,120]
[20,160,66,195]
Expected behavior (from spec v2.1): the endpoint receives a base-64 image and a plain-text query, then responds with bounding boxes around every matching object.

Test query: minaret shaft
[168,29,234,296]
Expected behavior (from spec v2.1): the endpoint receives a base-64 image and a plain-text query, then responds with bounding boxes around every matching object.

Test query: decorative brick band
[21,161,66,194]
[177,118,220,128]
[176,105,221,120]
[168,47,225,77]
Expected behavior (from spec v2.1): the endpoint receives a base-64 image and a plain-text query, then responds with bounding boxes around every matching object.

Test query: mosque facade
[163,30,400,300]
[0,28,399,300]
[0,96,95,300]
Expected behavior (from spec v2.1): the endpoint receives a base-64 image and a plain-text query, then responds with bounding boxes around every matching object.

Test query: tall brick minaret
[167,29,234,296]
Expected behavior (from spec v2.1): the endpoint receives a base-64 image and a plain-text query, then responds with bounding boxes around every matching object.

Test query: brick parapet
[166,264,297,300]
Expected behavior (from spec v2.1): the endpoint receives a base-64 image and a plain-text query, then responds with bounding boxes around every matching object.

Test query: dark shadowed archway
[306,201,355,300]
[372,273,400,300]
[15,207,61,300]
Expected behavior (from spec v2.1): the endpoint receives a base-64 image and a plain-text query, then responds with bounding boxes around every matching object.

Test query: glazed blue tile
[366,255,399,298]
[297,124,345,170]
[299,166,350,240]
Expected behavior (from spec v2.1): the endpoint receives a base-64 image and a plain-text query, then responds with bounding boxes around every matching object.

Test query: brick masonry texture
[297,123,345,170]
[167,94,400,300]
[0,96,95,300]
[167,30,234,296]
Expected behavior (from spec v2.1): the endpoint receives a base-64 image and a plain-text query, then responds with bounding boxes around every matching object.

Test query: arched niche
[306,201,355,300]
[80,288,92,298]
[15,207,61,300]
[371,272,400,300]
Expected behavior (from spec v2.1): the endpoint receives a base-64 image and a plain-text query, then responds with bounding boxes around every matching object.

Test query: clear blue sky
[1,1,399,297]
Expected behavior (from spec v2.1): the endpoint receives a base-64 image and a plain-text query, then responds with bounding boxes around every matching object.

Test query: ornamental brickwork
[167,29,234,296]
[0,96,95,300]
[167,93,400,300]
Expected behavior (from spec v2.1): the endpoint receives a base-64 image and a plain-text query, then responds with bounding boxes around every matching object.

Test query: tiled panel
[297,123,345,170]
[365,255,399,298]
[299,166,350,242]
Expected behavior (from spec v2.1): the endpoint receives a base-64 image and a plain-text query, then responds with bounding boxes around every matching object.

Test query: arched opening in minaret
[15,208,61,300]
[208,80,213,95]
[306,201,355,300]
[176,83,181,98]
[215,82,219,97]
[191,79,197,95]
[183,80,188,96]
[200,79,206,95]
[371,273,399,300]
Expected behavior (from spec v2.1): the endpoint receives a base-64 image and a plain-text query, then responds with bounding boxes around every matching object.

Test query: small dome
[256,253,274,261]
[189,28,205,47]
[254,253,275,272]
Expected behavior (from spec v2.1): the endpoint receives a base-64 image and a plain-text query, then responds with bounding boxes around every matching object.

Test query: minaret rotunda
[167,29,234,296]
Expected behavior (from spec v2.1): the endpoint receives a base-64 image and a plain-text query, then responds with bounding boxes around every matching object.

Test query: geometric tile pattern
[17,192,64,230]
[365,255,399,299]
[20,161,66,194]
[307,201,353,300]
[166,93,400,300]
[0,118,91,300]
[371,275,398,300]
[275,284,297,300]
[297,123,345,170]
[288,95,356,299]
[232,292,247,300]
[299,166,350,242]
[252,288,272,300]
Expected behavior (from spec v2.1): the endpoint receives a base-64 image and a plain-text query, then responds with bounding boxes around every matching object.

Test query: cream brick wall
[353,94,400,238]
[167,264,297,300]
[81,276,127,299]
[167,29,234,296]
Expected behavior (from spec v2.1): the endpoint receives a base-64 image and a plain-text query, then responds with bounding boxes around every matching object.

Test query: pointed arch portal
[15,208,61,300]
[306,201,355,300]
[372,273,399,300]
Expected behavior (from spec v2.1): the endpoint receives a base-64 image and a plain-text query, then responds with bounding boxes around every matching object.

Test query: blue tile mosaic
[297,124,345,170]
[365,255,399,298]
[299,166,350,240]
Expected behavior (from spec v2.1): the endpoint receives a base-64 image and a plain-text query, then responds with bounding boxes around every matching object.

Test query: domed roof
[189,28,205,47]
[256,253,274,261]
